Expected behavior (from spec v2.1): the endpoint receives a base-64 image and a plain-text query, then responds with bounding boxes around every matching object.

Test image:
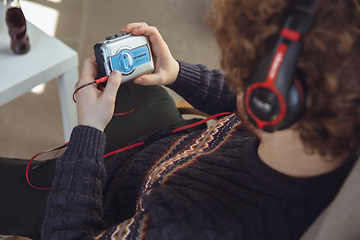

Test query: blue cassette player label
[111,45,151,75]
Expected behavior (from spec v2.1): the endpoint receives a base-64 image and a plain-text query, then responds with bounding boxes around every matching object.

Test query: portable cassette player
[94,32,154,83]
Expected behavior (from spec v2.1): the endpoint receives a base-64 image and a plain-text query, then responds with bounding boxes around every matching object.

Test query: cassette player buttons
[106,32,130,40]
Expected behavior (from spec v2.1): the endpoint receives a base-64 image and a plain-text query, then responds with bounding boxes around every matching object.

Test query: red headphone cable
[72,76,109,103]
[26,112,234,190]
[73,76,138,116]
[26,142,68,190]
[104,112,233,158]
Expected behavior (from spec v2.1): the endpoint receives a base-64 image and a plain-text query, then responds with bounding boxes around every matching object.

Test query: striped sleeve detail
[137,114,240,211]
[93,211,151,240]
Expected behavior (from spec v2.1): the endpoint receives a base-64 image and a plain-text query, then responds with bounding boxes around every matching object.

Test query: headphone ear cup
[275,73,306,131]
[243,71,306,132]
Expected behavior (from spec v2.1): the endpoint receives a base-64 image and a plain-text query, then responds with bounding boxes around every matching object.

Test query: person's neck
[257,128,347,178]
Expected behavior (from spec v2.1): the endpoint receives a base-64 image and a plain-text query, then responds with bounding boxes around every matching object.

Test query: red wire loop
[73,77,137,115]
[26,142,68,190]
[113,84,137,116]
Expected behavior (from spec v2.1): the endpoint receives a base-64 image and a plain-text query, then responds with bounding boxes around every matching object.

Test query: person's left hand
[120,22,179,86]
[74,53,121,132]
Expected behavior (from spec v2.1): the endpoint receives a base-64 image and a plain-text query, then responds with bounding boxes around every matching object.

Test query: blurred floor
[0,0,220,159]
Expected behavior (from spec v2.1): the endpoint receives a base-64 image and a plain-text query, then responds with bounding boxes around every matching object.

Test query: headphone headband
[294,0,325,15]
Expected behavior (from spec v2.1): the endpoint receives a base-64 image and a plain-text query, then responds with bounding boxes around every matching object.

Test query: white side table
[0,3,78,141]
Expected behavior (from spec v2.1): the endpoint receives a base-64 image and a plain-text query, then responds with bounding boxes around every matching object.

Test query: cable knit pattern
[41,126,107,240]
[41,61,357,240]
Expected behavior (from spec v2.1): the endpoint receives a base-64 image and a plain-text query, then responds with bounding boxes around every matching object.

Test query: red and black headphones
[244,0,324,132]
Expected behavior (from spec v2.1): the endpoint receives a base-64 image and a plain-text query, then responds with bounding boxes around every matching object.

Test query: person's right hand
[75,53,121,132]
[120,22,180,86]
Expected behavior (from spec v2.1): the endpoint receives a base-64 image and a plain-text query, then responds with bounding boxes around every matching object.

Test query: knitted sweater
[41,61,356,240]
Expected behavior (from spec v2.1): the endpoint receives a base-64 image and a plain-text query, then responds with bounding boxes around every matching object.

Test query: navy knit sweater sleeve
[168,60,237,114]
[41,125,107,239]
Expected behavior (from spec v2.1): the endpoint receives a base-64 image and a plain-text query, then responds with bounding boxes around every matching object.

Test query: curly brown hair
[207,0,360,157]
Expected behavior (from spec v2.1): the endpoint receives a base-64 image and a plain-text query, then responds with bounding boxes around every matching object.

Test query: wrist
[66,125,106,159]
[77,115,108,132]
[167,58,180,85]
[77,123,105,132]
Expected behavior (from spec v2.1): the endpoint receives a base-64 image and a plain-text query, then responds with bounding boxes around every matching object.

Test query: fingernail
[136,78,143,84]
[112,70,121,77]
[120,27,126,32]
[111,70,121,78]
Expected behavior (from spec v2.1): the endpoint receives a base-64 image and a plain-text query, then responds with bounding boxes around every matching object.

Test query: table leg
[58,67,78,141]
